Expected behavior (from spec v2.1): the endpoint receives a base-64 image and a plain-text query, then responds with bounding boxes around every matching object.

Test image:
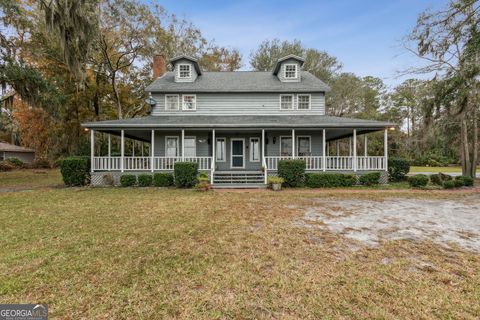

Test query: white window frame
[279,94,294,110]
[178,63,191,79]
[183,136,196,157]
[165,94,179,111]
[284,64,298,79]
[230,138,245,169]
[165,136,179,157]
[215,137,226,162]
[280,136,293,156]
[182,94,196,111]
[296,135,312,156]
[249,137,260,162]
[297,94,311,110]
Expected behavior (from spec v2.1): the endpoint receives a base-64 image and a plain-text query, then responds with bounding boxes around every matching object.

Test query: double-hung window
[280,94,294,110]
[297,136,311,156]
[249,138,260,162]
[178,64,191,79]
[165,95,179,110]
[184,137,196,157]
[182,94,196,110]
[284,64,297,79]
[297,94,311,110]
[216,138,226,162]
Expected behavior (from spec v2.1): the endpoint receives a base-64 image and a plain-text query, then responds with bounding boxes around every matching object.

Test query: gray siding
[153,130,209,157]
[277,58,301,82]
[151,92,325,116]
[266,131,324,157]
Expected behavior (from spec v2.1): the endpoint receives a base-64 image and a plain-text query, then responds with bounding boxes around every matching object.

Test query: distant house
[0,142,35,163]
[83,54,394,187]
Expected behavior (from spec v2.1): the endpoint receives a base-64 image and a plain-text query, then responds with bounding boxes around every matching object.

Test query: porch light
[389,127,395,131]
[84,128,89,132]
[198,138,207,143]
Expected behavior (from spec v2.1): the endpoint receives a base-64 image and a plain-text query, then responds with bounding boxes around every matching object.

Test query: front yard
[0,170,479,319]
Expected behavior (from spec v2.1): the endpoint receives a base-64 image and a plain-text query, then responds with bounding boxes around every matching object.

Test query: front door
[231,138,245,168]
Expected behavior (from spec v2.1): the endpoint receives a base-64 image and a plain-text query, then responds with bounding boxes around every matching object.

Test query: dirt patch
[296,196,480,252]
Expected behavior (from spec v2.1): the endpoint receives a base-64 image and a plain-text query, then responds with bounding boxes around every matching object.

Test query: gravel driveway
[297,196,480,252]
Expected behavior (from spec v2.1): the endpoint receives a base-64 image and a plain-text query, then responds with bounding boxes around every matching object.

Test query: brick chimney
[153,54,166,79]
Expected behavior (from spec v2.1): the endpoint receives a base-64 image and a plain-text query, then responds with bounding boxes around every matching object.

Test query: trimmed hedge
[153,173,174,187]
[359,172,381,186]
[455,176,474,187]
[305,173,357,188]
[138,174,153,187]
[388,158,410,182]
[174,162,198,188]
[429,173,443,185]
[407,174,429,188]
[443,180,456,189]
[277,159,306,187]
[59,156,90,186]
[120,174,136,187]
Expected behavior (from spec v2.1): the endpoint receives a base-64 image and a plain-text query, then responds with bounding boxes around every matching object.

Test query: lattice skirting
[266,170,389,184]
[90,171,211,186]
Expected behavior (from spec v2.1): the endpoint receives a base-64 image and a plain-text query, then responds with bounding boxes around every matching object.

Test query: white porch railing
[264,156,386,171]
[92,156,213,171]
[356,156,386,171]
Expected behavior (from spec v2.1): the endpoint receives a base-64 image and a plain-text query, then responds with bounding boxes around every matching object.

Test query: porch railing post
[353,129,357,172]
[107,133,111,171]
[211,129,215,184]
[151,129,155,172]
[181,129,185,161]
[322,129,326,172]
[120,129,124,173]
[384,128,388,171]
[364,135,368,157]
[90,129,94,173]
[262,129,267,184]
[292,129,295,159]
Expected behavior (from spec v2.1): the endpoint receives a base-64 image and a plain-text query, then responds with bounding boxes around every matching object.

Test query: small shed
[0,142,35,164]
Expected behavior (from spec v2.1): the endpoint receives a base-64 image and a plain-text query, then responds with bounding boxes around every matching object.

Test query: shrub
[388,158,410,182]
[138,174,153,187]
[407,174,429,188]
[443,180,456,189]
[455,176,474,187]
[120,174,136,187]
[453,179,464,188]
[59,156,90,186]
[359,172,381,186]
[0,161,15,172]
[6,157,24,167]
[267,176,284,185]
[153,173,174,187]
[305,173,357,188]
[439,172,452,181]
[174,162,198,188]
[277,159,306,187]
[33,158,51,169]
[429,173,443,185]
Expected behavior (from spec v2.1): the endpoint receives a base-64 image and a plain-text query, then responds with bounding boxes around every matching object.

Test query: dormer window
[284,64,298,79]
[178,64,191,79]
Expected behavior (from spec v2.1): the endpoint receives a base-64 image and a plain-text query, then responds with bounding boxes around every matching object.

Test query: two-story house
[83,54,394,186]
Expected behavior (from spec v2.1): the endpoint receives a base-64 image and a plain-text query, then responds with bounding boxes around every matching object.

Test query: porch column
[353,129,357,172]
[211,129,215,184]
[181,129,185,161]
[108,134,111,171]
[151,130,155,172]
[336,140,340,156]
[349,137,352,156]
[384,128,388,171]
[322,129,326,172]
[132,141,135,157]
[262,129,267,184]
[120,130,125,172]
[90,129,94,173]
[292,129,295,158]
[364,135,368,156]
[141,142,144,157]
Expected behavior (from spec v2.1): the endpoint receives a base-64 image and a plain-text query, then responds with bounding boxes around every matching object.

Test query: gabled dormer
[170,55,202,83]
[273,54,305,82]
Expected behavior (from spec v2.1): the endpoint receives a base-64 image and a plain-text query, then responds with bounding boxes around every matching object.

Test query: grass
[0,169,62,189]
[410,166,480,173]
[0,171,479,318]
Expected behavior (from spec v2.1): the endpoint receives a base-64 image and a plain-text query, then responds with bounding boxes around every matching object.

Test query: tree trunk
[111,72,122,119]
[461,113,472,177]
[471,104,478,178]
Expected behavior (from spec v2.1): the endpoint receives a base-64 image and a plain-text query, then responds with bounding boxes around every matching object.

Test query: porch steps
[213,184,267,189]
[213,171,265,186]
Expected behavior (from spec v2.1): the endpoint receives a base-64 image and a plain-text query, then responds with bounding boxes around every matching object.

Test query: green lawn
[1,171,479,318]
[0,169,62,189]
[410,166,480,173]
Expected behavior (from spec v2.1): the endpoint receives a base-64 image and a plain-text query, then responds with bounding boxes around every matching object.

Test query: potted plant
[195,172,211,191]
[268,176,284,191]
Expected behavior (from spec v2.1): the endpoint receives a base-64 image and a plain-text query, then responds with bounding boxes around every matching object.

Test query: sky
[156,0,450,88]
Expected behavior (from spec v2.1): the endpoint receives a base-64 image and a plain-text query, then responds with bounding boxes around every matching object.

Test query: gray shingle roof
[83,115,393,129]
[145,71,330,93]
[0,142,35,153]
